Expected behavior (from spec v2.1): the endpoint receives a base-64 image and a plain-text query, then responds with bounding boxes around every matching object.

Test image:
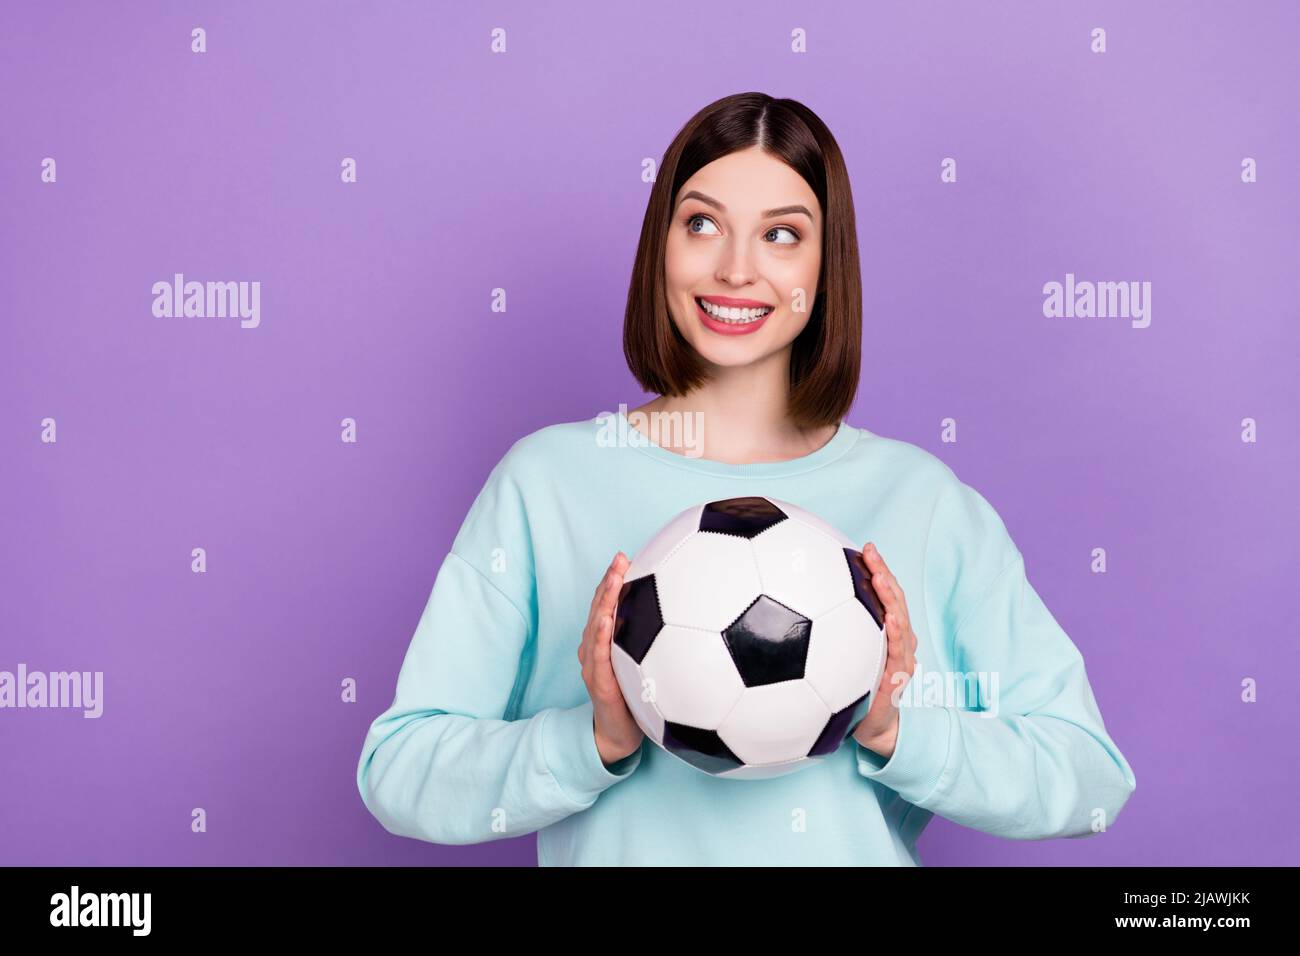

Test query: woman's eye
[686,214,720,235]
[685,215,798,245]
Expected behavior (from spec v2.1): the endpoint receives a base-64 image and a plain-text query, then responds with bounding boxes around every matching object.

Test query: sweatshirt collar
[598,408,861,479]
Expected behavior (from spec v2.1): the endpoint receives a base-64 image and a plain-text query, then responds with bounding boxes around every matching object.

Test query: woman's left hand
[850,541,917,760]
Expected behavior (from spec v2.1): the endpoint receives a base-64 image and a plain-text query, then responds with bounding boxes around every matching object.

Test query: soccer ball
[611,496,888,780]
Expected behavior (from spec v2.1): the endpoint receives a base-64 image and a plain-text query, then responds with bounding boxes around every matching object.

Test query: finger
[867,554,909,632]
[582,558,625,674]
[594,615,618,693]
[600,558,630,619]
[860,543,878,575]
[886,569,905,602]
[581,602,600,663]
[882,615,912,690]
[585,585,608,640]
[890,612,915,673]
[870,566,897,621]
[876,619,898,685]
[894,616,915,671]
[581,579,610,664]
[860,544,894,604]
[863,543,896,582]
[863,543,906,604]
[586,568,622,640]
[885,610,902,651]
[587,556,620,619]
[884,575,911,632]
[878,608,909,676]
[888,574,907,614]
[596,613,613,659]
[861,541,888,572]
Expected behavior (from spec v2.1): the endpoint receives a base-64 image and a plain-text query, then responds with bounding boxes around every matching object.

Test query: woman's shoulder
[841,426,1020,551]
[489,414,606,479]
[844,423,959,490]
[853,429,1020,570]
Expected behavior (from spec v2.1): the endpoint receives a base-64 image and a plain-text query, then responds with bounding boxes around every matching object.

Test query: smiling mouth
[694,297,774,325]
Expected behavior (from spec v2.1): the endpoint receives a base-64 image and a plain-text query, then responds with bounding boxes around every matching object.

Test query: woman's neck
[628,375,839,466]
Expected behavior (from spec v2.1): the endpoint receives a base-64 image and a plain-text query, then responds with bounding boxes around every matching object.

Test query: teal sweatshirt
[356,409,1137,865]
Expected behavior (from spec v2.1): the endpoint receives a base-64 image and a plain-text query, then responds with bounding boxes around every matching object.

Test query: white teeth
[697,298,774,323]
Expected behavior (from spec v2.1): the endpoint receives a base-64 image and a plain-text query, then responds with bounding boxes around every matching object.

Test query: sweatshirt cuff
[855,704,953,805]
[540,700,643,807]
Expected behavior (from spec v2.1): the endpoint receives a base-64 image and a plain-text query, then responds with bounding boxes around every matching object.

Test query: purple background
[2,0,1297,866]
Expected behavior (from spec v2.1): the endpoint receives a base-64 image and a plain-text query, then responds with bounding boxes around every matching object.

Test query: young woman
[356,92,1136,865]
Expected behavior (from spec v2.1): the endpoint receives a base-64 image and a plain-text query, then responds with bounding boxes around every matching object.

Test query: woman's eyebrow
[677,190,814,222]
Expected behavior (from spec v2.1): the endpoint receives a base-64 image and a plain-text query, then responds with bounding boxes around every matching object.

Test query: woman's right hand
[578,551,645,767]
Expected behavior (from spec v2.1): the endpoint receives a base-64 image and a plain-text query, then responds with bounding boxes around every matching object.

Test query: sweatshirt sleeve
[854,472,1137,840]
[355,447,641,846]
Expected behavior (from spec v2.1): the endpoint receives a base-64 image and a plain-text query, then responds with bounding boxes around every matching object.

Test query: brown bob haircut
[623,92,862,430]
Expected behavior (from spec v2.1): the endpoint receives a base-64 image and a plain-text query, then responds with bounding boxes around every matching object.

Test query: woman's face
[664,145,823,370]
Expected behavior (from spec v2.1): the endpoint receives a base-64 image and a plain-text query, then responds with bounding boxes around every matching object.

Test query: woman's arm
[855,476,1137,840]
[356,455,640,846]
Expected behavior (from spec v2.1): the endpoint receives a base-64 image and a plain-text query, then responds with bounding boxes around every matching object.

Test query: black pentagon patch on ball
[662,721,744,774]
[809,691,872,756]
[699,496,787,538]
[722,594,812,686]
[612,574,662,665]
[843,548,886,629]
